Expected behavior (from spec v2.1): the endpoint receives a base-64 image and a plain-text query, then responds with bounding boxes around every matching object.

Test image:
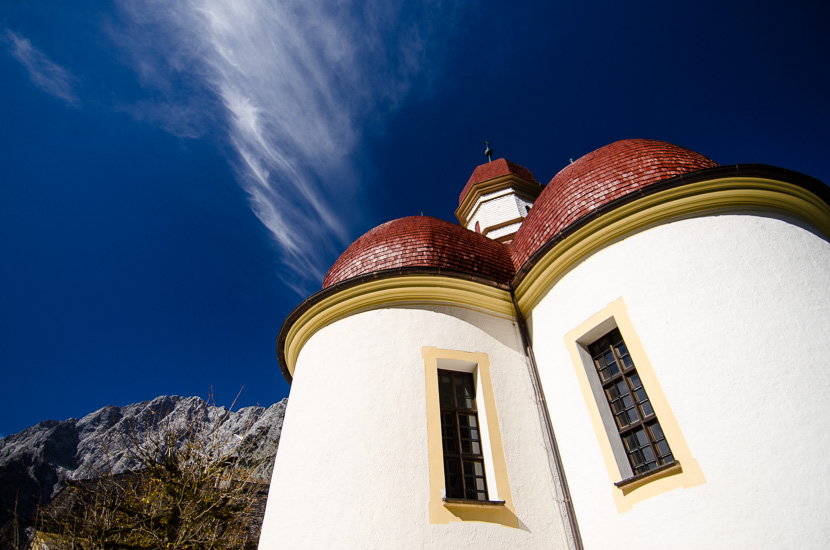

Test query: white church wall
[259,304,572,549]
[466,190,531,237]
[487,221,523,241]
[529,213,830,549]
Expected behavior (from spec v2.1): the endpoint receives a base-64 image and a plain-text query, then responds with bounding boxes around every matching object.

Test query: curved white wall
[259,305,571,549]
[465,189,532,240]
[530,214,830,549]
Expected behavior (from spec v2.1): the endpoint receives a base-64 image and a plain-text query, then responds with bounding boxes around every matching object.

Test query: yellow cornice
[455,175,542,224]
[281,175,828,381]
[514,176,830,313]
[481,215,524,237]
[283,276,515,377]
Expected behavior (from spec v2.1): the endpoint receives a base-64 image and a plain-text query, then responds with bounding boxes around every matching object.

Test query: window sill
[614,461,682,495]
[442,498,506,510]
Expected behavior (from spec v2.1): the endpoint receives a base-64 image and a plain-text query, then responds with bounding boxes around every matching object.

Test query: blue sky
[1,0,828,436]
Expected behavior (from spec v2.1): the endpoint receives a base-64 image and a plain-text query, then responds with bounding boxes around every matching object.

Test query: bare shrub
[33,392,268,550]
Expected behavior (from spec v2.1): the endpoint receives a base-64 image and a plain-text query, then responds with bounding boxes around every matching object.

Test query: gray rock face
[0,396,287,530]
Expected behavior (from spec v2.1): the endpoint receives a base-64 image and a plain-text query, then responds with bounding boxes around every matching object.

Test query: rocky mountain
[0,395,287,535]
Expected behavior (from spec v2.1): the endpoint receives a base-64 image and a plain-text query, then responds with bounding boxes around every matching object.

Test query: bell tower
[455,145,543,243]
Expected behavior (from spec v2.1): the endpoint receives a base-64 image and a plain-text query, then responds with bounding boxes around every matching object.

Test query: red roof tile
[458,158,538,206]
[322,216,515,288]
[323,140,717,290]
[510,139,718,268]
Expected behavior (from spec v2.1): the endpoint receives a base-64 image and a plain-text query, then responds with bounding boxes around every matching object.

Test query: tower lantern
[455,157,543,243]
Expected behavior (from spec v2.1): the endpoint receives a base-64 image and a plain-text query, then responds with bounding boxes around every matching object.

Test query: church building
[258,139,830,549]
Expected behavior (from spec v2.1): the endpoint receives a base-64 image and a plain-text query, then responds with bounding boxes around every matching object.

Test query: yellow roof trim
[514,176,830,313]
[283,275,515,377]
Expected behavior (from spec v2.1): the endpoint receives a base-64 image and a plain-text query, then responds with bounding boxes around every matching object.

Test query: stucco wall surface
[467,191,531,237]
[529,214,830,550]
[259,305,571,549]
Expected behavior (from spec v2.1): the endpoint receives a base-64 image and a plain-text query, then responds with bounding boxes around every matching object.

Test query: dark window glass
[438,369,489,501]
[589,329,674,477]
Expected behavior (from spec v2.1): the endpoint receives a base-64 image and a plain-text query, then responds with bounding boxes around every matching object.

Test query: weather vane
[484,141,493,162]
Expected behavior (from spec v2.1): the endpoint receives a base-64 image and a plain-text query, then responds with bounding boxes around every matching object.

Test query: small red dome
[323,216,515,288]
[458,158,538,206]
[511,139,718,268]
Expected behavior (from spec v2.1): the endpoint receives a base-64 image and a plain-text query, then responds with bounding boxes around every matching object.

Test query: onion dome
[511,139,718,268]
[455,158,543,243]
[322,216,515,288]
[458,158,539,206]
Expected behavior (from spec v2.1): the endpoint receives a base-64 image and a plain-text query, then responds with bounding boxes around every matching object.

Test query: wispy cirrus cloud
[4,30,79,107]
[107,0,464,293]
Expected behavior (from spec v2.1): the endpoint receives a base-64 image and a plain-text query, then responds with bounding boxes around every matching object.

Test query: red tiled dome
[458,158,538,205]
[510,139,718,268]
[322,216,515,288]
[323,140,718,291]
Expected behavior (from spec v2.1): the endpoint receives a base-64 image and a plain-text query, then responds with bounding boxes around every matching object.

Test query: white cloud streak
[4,30,79,106]
[108,0,463,293]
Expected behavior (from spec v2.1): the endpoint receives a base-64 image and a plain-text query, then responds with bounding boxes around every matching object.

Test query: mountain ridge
[0,395,286,536]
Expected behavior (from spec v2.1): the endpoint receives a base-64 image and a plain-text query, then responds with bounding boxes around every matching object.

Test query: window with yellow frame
[565,298,705,512]
[422,347,518,527]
